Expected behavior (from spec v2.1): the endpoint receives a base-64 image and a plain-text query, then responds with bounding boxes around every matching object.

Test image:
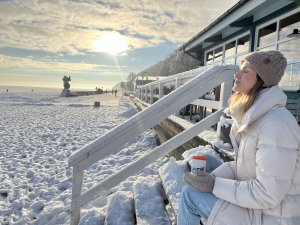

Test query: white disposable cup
[191,155,207,176]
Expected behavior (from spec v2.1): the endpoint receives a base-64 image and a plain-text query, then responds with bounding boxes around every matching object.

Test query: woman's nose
[234,71,241,79]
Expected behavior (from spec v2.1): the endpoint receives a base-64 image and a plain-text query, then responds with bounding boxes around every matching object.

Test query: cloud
[0,54,126,72]
[0,0,239,55]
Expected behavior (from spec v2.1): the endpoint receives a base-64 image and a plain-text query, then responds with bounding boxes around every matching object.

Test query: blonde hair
[229,76,264,117]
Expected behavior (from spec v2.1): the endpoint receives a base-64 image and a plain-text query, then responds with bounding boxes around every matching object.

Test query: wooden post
[175,77,181,89]
[217,79,233,137]
[70,166,84,225]
[159,83,163,99]
[189,104,193,120]
[145,86,149,103]
[175,78,182,115]
[142,88,145,101]
[150,85,154,104]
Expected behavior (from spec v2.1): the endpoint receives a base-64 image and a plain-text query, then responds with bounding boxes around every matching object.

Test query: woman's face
[233,61,258,95]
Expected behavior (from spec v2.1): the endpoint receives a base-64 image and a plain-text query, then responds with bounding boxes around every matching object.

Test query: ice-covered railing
[67,65,238,225]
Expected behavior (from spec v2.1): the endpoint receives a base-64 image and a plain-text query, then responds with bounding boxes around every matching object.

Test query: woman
[177,50,300,225]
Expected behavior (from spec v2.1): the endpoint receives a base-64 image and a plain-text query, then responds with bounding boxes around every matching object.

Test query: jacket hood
[239,86,287,132]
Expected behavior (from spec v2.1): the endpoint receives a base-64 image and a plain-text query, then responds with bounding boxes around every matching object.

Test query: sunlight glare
[93,32,128,55]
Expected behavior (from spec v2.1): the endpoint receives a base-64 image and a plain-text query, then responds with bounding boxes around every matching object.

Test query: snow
[133,175,171,225]
[169,114,234,154]
[219,114,233,128]
[1,91,233,225]
[0,92,166,225]
[105,191,134,225]
[158,157,188,215]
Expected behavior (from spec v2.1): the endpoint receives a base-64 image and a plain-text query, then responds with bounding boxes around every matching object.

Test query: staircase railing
[68,65,238,224]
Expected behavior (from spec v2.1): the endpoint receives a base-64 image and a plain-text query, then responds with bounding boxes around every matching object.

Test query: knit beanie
[241,50,287,87]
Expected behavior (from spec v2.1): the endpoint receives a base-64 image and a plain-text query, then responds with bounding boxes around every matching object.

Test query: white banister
[68,65,235,168]
[71,109,223,209]
[68,65,238,225]
[191,99,219,109]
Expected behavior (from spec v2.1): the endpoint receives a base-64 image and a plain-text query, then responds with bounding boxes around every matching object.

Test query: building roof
[180,0,250,51]
[181,0,298,54]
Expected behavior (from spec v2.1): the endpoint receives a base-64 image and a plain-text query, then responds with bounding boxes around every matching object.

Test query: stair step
[158,157,189,217]
[105,191,135,225]
[133,175,171,225]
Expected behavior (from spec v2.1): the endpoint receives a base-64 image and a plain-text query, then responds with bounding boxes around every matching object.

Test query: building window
[224,40,236,58]
[224,57,235,65]
[257,22,277,48]
[258,46,276,51]
[278,62,300,91]
[278,39,300,60]
[204,33,249,66]
[279,12,300,41]
[255,9,300,90]
[236,55,244,66]
[206,50,213,65]
[214,46,223,64]
[278,39,300,91]
[237,34,250,54]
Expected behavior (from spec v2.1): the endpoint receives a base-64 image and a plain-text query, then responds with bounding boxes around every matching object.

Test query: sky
[0,0,239,90]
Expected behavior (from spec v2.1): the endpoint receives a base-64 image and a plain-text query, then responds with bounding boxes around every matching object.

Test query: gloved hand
[184,171,215,192]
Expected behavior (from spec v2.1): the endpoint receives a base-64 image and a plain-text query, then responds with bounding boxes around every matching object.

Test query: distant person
[6,89,8,92]
[114,89,117,97]
[177,50,300,225]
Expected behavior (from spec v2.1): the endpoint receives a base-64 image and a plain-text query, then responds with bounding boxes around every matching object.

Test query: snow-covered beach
[0,92,166,225]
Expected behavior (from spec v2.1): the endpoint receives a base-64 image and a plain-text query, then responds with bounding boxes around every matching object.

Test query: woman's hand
[184,171,215,192]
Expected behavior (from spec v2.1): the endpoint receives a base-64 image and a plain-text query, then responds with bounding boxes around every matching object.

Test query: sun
[93,31,128,55]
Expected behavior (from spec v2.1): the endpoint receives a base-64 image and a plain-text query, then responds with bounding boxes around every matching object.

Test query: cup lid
[191,155,206,160]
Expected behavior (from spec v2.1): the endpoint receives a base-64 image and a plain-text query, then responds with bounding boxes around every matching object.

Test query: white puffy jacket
[207,86,300,225]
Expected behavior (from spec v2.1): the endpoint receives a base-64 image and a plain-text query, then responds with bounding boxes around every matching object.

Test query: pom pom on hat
[242,50,287,87]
